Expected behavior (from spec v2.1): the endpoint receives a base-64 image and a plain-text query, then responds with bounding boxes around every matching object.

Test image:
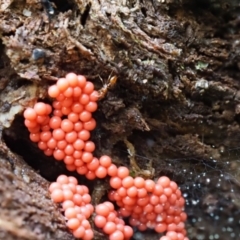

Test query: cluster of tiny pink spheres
[95,201,134,240]
[49,175,94,239]
[108,171,188,240]
[24,73,113,179]
[23,73,188,240]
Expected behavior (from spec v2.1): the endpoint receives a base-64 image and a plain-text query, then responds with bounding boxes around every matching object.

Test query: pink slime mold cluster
[24,73,189,240]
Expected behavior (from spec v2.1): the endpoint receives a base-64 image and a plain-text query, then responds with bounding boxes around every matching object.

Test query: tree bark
[0,0,240,239]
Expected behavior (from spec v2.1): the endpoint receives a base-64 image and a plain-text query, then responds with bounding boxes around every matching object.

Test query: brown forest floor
[0,0,240,239]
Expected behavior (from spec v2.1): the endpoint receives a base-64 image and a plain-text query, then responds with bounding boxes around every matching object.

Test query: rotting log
[0,0,240,239]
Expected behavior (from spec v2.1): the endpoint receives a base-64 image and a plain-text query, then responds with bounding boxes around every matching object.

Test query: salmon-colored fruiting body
[24,73,188,240]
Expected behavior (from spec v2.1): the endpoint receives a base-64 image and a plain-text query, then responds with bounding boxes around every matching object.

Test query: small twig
[123,137,155,178]
[43,74,58,81]
[63,28,95,60]
[123,137,141,172]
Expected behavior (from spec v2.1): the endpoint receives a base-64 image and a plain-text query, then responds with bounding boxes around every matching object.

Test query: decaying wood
[0,140,73,240]
[0,0,240,239]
